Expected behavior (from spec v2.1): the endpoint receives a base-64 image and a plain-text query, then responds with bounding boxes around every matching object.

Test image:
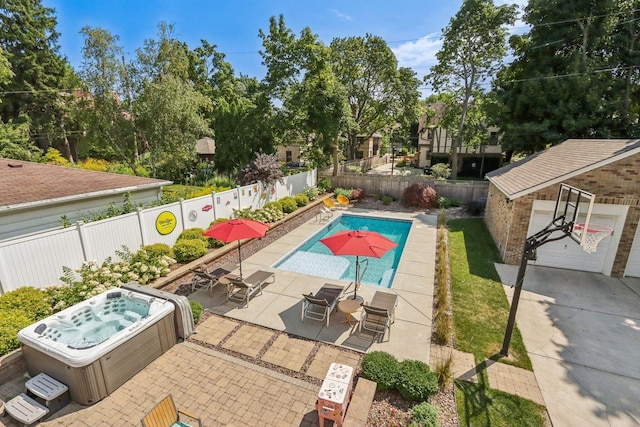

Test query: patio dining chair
[140,394,201,427]
[359,291,398,342]
[226,270,275,307]
[336,194,351,207]
[301,283,345,328]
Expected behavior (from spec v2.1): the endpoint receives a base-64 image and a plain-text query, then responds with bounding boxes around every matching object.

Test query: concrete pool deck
[189,208,438,363]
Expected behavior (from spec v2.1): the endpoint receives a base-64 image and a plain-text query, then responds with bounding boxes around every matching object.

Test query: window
[489,132,498,145]
[286,151,292,162]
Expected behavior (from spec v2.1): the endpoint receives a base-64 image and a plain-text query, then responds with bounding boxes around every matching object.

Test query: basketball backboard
[553,184,595,246]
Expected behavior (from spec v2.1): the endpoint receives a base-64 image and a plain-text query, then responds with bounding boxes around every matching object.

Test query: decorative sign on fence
[155,211,177,235]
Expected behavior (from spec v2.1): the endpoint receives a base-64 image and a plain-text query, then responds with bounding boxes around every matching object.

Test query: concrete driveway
[496,264,640,427]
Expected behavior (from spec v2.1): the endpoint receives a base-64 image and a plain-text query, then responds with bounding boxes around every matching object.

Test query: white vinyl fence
[0,170,317,294]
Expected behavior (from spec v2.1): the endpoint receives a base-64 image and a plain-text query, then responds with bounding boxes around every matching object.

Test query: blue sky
[44,0,526,91]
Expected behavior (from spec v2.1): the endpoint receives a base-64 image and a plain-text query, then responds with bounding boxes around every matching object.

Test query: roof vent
[8,163,23,168]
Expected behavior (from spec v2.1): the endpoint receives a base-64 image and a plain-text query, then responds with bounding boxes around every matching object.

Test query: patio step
[343,378,376,427]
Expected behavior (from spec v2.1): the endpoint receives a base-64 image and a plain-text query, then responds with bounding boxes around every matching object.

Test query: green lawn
[448,218,546,426]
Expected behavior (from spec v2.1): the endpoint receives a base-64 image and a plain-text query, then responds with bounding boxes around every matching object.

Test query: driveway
[496,264,640,427]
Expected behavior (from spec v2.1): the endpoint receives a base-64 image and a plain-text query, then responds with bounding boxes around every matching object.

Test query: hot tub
[18,289,177,405]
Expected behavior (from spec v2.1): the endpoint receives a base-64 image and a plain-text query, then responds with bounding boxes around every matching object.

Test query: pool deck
[190,207,438,362]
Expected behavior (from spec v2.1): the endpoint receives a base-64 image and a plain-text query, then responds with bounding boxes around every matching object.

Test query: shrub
[430,163,451,180]
[177,228,207,242]
[278,196,298,214]
[402,184,438,209]
[361,351,399,391]
[142,243,172,259]
[334,188,353,199]
[190,300,203,324]
[346,165,362,174]
[381,195,394,205]
[395,159,407,168]
[0,310,33,355]
[464,198,486,216]
[317,177,331,193]
[294,193,310,207]
[433,354,454,389]
[351,188,366,200]
[396,359,439,402]
[437,197,460,209]
[409,402,440,427]
[172,239,208,263]
[304,186,319,201]
[0,287,50,321]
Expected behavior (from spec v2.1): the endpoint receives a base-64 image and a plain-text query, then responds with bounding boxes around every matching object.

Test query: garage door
[528,210,616,273]
[625,222,640,277]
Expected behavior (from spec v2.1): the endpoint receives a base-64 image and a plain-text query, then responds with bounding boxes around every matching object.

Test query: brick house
[484,139,640,278]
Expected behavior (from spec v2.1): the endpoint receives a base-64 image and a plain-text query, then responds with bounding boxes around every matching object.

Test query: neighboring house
[195,137,216,162]
[484,139,640,278]
[355,133,382,159]
[277,143,304,165]
[0,159,172,241]
[416,102,503,176]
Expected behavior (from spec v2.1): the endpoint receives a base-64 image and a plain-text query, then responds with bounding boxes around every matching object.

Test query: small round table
[338,299,362,326]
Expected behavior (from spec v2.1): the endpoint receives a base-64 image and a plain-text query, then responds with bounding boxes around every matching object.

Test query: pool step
[5,373,70,426]
[5,393,49,426]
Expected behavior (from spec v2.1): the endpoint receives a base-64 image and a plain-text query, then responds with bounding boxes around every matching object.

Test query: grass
[162,184,206,201]
[448,218,546,426]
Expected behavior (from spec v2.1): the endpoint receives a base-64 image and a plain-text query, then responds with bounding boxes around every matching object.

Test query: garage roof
[486,139,640,200]
[0,158,172,211]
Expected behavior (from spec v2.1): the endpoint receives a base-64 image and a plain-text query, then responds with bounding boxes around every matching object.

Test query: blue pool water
[274,214,411,288]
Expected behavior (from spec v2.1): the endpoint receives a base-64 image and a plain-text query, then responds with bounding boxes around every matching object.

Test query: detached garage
[484,139,640,278]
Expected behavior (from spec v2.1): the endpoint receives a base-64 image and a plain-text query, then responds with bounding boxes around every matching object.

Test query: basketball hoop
[573,223,613,254]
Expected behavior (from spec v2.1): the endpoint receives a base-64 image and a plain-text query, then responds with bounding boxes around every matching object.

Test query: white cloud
[391,34,442,80]
[330,9,352,22]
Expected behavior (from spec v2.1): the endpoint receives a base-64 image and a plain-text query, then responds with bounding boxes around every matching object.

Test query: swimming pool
[274,214,411,288]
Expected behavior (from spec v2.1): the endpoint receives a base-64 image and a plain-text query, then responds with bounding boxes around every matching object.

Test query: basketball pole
[500,220,572,356]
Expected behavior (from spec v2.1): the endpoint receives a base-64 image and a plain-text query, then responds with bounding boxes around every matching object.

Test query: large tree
[492,0,639,155]
[427,0,516,178]
[330,34,421,160]
[0,0,67,151]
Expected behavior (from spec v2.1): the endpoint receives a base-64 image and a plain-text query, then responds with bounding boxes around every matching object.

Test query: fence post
[236,186,242,211]
[137,208,148,246]
[179,198,188,230]
[211,191,217,220]
[76,221,89,262]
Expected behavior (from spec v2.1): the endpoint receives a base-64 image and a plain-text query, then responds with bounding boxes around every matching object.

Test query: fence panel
[81,213,143,262]
[139,203,184,247]
[0,227,84,291]
[212,189,237,219]
[180,195,216,231]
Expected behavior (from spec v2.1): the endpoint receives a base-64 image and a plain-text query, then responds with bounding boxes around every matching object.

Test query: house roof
[486,139,640,200]
[0,158,172,211]
[196,137,216,155]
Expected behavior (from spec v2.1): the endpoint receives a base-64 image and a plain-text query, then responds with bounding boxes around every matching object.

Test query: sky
[43,0,528,94]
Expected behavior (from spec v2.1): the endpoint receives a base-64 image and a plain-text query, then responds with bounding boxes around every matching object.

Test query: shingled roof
[486,139,640,200]
[0,158,172,211]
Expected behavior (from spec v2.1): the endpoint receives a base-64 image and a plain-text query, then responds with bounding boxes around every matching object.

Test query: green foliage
[0,287,50,321]
[278,196,298,213]
[141,243,172,259]
[395,159,407,168]
[409,402,440,427]
[43,148,71,166]
[437,197,460,209]
[396,359,439,402]
[0,119,41,161]
[178,228,207,242]
[463,200,486,216]
[433,354,453,389]
[402,184,437,209]
[0,310,32,356]
[79,192,143,223]
[346,165,363,174]
[361,351,399,391]
[172,239,208,263]
[303,186,320,201]
[294,193,309,207]
[333,188,353,199]
[317,177,331,193]
[234,203,284,223]
[190,300,203,324]
[381,195,394,205]
[430,163,451,180]
[241,153,284,186]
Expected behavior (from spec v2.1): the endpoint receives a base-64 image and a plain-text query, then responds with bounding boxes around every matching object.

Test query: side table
[338,299,361,326]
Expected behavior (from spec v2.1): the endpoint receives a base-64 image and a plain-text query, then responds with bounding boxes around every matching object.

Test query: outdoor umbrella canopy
[320,230,398,300]
[203,218,269,278]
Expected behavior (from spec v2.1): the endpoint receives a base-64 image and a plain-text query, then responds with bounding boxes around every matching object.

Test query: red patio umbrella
[203,218,269,279]
[320,230,398,300]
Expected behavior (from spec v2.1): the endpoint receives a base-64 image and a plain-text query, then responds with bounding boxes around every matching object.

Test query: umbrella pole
[353,256,360,300]
[237,241,243,279]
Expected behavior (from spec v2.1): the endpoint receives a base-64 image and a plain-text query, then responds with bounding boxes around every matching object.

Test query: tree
[330,34,421,161]
[491,0,639,155]
[427,0,516,178]
[0,0,67,150]
[241,152,283,186]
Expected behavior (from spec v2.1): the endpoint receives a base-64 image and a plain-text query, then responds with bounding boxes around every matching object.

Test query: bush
[361,351,399,391]
[278,196,298,214]
[464,198,486,216]
[294,193,310,207]
[317,177,331,193]
[190,300,203,324]
[430,163,451,180]
[0,309,33,355]
[409,402,440,427]
[177,228,207,242]
[351,188,366,200]
[437,197,460,209]
[303,186,319,201]
[402,184,438,209]
[381,195,394,205]
[0,287,50,321]
[396,359,439,402]
[346,165,362,174]
[142,243,172,259]
[334,188,353,199]
[172,239,208,263]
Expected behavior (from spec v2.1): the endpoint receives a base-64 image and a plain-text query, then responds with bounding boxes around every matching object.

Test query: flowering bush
[234,204,284,223]
[304,186,319,201]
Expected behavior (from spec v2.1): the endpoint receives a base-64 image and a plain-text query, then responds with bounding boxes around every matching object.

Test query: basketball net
[573,223,613,254]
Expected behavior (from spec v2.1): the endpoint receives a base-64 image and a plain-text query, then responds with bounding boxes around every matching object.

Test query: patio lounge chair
[336,194,351,207]
[323,197,338,210]
[359,291,398,342]
[140,394,202,427]
[301,283,345,328]
[226,270,275,307]
[189,262,237,293]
